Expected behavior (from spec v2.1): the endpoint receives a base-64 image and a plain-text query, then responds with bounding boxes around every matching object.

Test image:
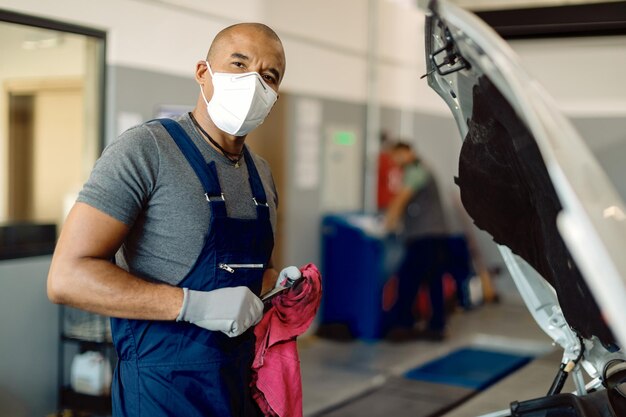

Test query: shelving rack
[57,306,116,416]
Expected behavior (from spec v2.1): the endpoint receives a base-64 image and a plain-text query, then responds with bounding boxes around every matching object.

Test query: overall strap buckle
[205,193,225,202]
[252,197,269,207]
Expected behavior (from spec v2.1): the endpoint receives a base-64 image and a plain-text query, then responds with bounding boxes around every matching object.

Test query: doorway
[0,11,105,248]
[7,79,85,224]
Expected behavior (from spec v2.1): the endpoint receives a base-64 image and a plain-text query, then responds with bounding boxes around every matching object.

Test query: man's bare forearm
[47,203,183,321]
[48,255,183,320]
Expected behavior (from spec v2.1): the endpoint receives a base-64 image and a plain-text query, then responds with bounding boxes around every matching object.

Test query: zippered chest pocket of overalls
[218,263,264,274]
[218,263,265,291]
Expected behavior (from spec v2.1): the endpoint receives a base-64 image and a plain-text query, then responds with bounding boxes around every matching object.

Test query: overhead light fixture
[22,33,64,50]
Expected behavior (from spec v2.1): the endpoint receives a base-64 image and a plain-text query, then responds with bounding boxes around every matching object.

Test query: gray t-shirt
[77,113,278,285]
[401,162,448,241]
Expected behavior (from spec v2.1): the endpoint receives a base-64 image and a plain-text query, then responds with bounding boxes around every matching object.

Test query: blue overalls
[110,119,273,417]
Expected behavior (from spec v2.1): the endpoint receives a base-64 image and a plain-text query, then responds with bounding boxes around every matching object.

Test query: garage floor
[298,299,570,417]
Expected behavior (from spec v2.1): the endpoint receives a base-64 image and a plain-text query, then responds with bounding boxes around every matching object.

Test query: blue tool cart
[318,213,402,340]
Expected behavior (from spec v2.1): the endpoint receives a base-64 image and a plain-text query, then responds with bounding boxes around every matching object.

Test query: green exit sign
[333,131,356,146]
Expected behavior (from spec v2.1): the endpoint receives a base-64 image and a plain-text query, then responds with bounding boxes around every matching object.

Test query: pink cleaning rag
[251,263,323,417]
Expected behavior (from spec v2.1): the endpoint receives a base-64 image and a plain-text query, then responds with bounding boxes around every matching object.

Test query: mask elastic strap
[201,60,213,106]
[200,86,210,107]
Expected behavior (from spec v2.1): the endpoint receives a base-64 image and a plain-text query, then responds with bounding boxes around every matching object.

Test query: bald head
[206,23,285,80]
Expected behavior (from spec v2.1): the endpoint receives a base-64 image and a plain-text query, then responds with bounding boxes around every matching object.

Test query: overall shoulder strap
[156,118,226,217]
[242,146,270,219]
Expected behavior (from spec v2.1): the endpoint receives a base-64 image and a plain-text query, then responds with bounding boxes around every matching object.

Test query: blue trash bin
[319,213,402,340]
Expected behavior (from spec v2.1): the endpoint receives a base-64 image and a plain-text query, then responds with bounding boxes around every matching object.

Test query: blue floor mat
[404,347,533,390]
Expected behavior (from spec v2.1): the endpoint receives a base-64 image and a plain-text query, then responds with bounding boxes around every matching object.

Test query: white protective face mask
[201,61,278,137]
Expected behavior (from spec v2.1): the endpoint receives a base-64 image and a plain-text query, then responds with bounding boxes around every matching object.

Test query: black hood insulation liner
[455,75,616,348]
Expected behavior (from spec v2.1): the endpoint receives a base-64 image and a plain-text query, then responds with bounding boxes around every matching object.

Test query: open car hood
[424,0,626,349]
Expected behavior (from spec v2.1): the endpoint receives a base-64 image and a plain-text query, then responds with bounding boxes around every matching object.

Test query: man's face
[391,148,411,167]
[199,27,286,98]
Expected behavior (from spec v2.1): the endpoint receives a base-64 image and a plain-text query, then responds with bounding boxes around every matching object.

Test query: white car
[424,1,626,416]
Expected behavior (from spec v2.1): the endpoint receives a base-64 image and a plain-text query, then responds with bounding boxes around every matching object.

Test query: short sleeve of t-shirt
[77,125,159,226]
[403,163,430,192]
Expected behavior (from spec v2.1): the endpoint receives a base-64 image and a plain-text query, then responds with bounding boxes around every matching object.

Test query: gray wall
[571,116,626,202]
[595,141,626,201]
[0,256,58,417]
[106,65,199,145]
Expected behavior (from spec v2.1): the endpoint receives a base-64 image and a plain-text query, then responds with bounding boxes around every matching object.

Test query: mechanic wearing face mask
[47,23,300,417]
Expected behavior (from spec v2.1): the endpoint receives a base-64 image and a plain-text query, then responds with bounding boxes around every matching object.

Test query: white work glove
[176,287,263,338]
[275,266,302,289]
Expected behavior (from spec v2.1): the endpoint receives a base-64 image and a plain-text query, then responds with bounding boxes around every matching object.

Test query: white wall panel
[0,0,229,77]
[278,36,368,104]
[378,0,424,66]
[511,36,626,117]
[266,0,368,53]
[378,62,450,114]
[0,0,449,112]
[3,0,625,114]
[158,0,264,22]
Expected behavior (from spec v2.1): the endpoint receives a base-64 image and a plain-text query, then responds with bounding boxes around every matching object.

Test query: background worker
[47,22,299,417]
[377,130,403,210]
[384,141,449,341]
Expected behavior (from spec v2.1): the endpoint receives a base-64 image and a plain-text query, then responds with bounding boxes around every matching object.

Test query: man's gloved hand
[176,286,263,338]
[275,266,302,289]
